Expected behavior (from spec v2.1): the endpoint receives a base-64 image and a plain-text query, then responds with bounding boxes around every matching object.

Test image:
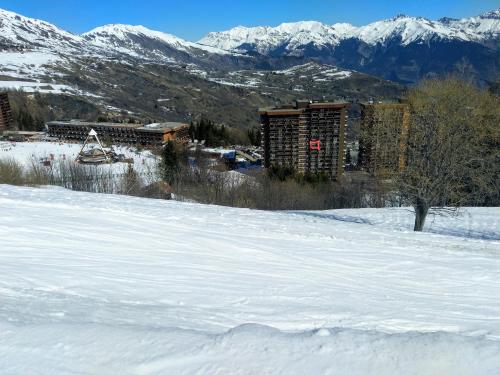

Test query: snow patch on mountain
[0,80,101,97]
[274,62,353,80]
[0,51,59,78]
[193,62,356,89]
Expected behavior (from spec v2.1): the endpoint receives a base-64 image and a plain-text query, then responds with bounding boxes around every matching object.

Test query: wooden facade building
[359,102,410,177]
[46,120,190,147]
[0,92,14,133]
[260,101,348,180]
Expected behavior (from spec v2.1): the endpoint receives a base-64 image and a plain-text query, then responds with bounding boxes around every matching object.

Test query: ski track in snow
[0,185,499,374]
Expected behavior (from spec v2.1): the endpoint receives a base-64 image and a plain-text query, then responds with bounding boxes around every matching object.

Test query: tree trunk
[413,198,429,232]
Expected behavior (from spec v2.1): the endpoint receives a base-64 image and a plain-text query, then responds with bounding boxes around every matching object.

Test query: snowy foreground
[0,185,499,375]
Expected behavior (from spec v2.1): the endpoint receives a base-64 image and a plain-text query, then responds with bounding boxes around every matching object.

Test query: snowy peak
[84,24,193,51]
[0,7,232,63]
[199,21,353,54]
[355,15,470,45]
[199,9,500,53]
[0,8,83,52]
[445,9,500,40]
[83,23,232,57]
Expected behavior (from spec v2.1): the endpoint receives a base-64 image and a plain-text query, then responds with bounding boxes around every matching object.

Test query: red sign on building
[310,140,321,151]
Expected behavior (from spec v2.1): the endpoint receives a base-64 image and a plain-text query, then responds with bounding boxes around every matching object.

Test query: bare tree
[398,78,499,231]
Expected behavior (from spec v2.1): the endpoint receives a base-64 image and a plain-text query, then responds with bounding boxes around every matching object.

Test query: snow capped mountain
[198,9,499,84]
[0,6,498,88]
[353,15,471,45]
[199,9,500,52]
[83,23,232,58]
[200,21,357,55]
[0,6,256,94]
[0,8,84,53]
[442,9,500,41]
[199,21,354,54]
[0,8,234,64]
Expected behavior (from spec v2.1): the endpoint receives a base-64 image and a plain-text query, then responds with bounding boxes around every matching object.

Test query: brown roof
[46,120,189,134]
[260,101,349,116]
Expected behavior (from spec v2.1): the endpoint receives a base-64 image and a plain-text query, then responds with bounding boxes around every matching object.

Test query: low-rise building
[46,120,190,147]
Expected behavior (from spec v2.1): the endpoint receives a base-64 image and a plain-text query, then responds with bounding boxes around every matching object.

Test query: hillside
[2,56,402,129]
[0,184,499,374]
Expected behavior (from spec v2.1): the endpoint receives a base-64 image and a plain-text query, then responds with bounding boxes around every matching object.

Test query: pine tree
[188,122,196,141]
[345,147,352,165]
[121,164,141,196]
[160,141,179,185]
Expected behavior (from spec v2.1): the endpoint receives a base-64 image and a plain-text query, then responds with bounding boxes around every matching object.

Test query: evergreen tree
[121,164,141,196]
[160,141,179,185]
[188,121,196,142]
[255,128,262,147]
[247,127,262,147]
[17,109,34,131]
[345,147,352,165]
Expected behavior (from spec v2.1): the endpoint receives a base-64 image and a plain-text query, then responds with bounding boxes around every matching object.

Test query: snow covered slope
[0,8,84,53]
[0,7,234,63]
[83,24,233,59]
[199,9,500,52]
[0,185,499,374]
[199,21,356,54]
[440,9,500,42]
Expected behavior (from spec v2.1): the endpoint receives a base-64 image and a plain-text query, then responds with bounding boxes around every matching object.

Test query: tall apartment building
[0,92,14,133]
[260,101,348,180]
[359,102,410,177]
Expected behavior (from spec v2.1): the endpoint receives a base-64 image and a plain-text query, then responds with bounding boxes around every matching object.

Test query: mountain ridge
[1,7,498,60]
[197,8,499,84]
[199,8,500,51]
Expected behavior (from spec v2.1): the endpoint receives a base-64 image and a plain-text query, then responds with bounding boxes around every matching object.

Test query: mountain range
[201,10,500,51]
[0,7,498,130]
[200,10,500,83]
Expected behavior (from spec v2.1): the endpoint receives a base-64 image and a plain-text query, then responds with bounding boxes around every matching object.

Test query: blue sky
[1,0,498,41]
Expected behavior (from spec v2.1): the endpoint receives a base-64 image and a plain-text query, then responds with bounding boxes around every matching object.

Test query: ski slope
[0,185,499,374]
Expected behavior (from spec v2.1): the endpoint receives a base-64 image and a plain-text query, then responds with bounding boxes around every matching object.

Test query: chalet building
[358,102,410,177]
[46,120,190,147]
[0,92,14,133]
[260,100,348,180]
